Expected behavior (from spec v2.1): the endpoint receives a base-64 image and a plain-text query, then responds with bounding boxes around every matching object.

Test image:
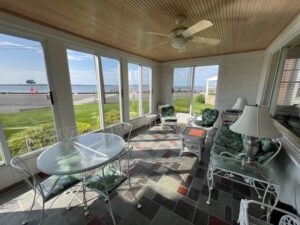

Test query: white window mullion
[95,56,105,129]
[0,122,11,165]
[189,67,195,115]
[138,65,143,116]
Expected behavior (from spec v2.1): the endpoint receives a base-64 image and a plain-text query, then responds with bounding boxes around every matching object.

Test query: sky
[173,65,219,87]
[0,33,217,87]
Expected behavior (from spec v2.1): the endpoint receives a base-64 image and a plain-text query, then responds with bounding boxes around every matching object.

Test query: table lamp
[230,105,281,165]
[232,97,248,111]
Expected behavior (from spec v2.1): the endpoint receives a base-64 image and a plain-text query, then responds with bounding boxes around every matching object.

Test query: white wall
[159,51,265,110]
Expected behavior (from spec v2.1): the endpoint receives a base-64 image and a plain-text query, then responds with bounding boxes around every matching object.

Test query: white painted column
[121,58,129,122]
[43,39,76,134]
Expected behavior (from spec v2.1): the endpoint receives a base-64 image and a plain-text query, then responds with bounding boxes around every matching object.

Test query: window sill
[273,119,300,168]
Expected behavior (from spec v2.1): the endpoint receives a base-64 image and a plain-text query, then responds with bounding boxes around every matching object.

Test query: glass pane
[172,67,193,113]
[142,66,151,114]
[192,65,219,114]
[101,57,121,126]
[67,49,101,134]
[0,141,3,164]
[274,58,300,137]
[128,63,140,119]
[0,33,56,157]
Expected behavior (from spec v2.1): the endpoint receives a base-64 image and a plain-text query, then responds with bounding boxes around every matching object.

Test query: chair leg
[38,201,45,225]
[101,168,117,225]
[22,190,37,225]
[67,186,81,210]
[127,175,142,209]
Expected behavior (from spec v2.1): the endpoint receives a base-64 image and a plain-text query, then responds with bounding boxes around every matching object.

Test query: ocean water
[0,84,150,94]
[0,84,209,94]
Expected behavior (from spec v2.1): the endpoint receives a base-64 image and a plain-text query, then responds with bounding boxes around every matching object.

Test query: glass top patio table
[210,154,279,185]
[37,133,125,175]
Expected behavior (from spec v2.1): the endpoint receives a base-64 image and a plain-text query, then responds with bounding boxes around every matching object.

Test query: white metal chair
[83,145,142,225]
[10,156,82,225]
[104,122,132,144]
[238,199,300,225]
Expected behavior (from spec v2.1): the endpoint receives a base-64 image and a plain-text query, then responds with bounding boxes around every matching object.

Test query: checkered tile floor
[0,124,265,225]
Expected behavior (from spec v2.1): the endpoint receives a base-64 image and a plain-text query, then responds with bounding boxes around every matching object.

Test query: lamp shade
[230,105,281,138]
[232,98,248,110]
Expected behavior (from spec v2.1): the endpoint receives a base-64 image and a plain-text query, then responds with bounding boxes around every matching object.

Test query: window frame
[98,55,123,126]
[127,63,153,120]
[0,31,57,163]
[172,64,220,115]
[66,47,104,131]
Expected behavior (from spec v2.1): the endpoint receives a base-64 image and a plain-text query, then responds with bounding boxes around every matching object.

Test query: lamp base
[241,136,259,170]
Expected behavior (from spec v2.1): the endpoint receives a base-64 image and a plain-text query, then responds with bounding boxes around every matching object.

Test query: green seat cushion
[40,174,82,201]
[84,166,125,194]
[161,116,177,122]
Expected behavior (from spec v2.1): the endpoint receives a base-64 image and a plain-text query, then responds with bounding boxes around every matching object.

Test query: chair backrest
[118,145,134,175]
[105,122,132,143]
[202,108,219,125]
[10,156,38,190]
[279,215,300,225]
[160,105,176,117]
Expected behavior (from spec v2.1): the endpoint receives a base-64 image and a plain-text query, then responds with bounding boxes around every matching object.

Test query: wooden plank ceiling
[0,0,299,62]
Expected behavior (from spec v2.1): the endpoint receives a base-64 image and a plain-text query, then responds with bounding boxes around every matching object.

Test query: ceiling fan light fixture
[171,37,187,49]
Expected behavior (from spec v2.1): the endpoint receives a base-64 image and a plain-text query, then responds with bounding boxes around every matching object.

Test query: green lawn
[173,97,213,114]
[0,100,150,158]
[0,97,211,159]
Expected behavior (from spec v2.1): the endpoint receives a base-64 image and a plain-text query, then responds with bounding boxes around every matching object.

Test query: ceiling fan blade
[146,32,170,37]
[192,37,220,45]
[146,41,169,50]
[183,20,213,38]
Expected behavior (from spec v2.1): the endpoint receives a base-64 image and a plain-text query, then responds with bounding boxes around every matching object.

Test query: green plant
[195,94,205,103]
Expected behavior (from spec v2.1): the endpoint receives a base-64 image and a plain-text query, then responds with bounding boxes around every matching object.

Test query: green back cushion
[202,108,219,126]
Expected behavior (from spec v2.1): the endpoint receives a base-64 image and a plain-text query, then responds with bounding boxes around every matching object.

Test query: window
[101,57,122,126]
[128,63,152,119]
[172,65,219,114]
[273,58,300,137]
[142,66,152,114]
[67,49,101,134]
[172,67,193,113]
[0,33,56,157]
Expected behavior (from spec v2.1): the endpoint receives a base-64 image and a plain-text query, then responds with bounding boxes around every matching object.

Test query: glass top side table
[180,126,207,161]
[206,155,280,221]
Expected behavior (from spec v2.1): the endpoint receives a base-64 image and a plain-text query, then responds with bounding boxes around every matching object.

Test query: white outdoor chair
[83,145,142,225]
[10,156,82,225]
[238,199,300,225]
[104,122,132,144]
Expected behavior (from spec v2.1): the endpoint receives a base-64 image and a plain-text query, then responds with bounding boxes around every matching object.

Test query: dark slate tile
[153,193,177,211]
[171,162,181,170]
[232,182,251,196]
[188,187,200,202]
[119,209,150,225]
[148,170,162,183]
[199,161,209,169]
[99,212,122,225]
[124,184,142,200]
[201,185,219,201]
[208,215,230,225]
[181,175,193,188]
[135,196,160,221]
[215,182,231,193]
[232,192,245,201]
[193,208,209,225]
[225,206,232,223]
[221,178,232,187]
[174,200,196,222]
[195,168,207,179]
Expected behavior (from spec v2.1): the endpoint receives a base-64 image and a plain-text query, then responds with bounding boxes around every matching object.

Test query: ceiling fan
[146,16,220,51]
